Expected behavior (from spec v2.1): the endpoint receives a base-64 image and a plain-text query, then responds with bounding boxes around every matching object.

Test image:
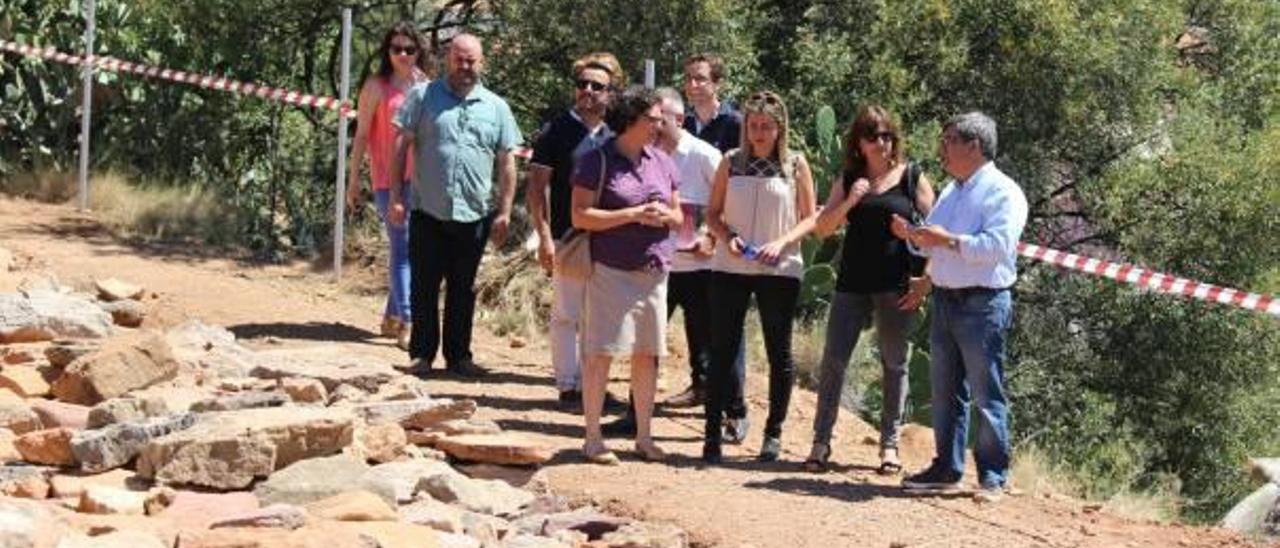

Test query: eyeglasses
[390,45,418,56]
[862,131,895,144]
[575,79,608,92]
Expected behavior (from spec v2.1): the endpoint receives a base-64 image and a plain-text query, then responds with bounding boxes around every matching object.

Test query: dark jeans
[667,270,748,417]
[705,272,799,442]
[408,210,492,369]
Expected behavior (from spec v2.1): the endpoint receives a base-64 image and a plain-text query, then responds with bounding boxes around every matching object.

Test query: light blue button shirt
[394,80,522,222]
[918,162,1028,289]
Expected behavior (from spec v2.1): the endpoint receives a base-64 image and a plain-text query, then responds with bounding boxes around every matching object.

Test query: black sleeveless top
[835,161,926,294]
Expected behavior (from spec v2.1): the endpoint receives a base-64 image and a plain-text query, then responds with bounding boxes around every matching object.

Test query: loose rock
[14,427,76,467]
[158,490,261,528]
[253,453,372,506]
[0,403,42,435]
[50,334,179,405]
[304,490,398,522]
[358,459,457,504]
[44,340,100,369]
[77,484,148,515]
[416,471,535,516]
[280,377,327,404]
[0,364,55,398]
[136,407,355,490]
[94,278,144,302]
[250,347,401,392]
[71,413,197,473]
[98,299,146,328]
[0,290,113,343]
[208,503,307,530]
[189,391,289,412]
[432,433,553,466]
[0,465,52,499]
[349,423,408,464]
[29,399,90,430]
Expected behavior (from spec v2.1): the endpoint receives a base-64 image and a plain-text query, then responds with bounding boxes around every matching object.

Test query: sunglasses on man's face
[390,45,418,56]
[575,79,609,92]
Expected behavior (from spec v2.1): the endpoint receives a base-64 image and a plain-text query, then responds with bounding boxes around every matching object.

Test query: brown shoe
[380,317,402,338]
[662,385,704,408]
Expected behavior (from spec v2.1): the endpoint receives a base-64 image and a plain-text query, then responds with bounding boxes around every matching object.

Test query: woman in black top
[804,105,935,474]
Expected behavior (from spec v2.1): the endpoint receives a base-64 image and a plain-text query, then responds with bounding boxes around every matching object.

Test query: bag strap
[592,147,607,207]
[904,160,922,222]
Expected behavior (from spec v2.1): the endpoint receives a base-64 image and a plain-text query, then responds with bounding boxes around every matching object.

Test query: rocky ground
[0,197,1262,548]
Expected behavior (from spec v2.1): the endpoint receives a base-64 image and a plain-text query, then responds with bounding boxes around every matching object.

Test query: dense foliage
[2,0,1277,521]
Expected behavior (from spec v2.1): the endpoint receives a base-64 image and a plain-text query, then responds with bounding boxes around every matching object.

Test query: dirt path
[0,198,1253,547]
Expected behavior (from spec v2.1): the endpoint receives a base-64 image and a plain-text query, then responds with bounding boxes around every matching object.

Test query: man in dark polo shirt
[681,53,742,154]
[667,52,750,444]
[527,52,626,413]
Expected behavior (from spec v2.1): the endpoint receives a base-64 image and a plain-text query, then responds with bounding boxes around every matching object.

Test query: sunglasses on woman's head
[575,79,608,92]
[390,45,418,56]
[748,92,781,105]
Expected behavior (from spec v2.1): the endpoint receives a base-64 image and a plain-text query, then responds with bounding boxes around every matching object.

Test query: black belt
[934,286,1011,297]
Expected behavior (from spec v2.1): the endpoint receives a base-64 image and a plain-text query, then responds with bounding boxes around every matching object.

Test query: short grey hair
[945,111,998,160]
[654,87,684,115]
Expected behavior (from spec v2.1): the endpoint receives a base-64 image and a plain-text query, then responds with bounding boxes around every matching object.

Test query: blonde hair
[572,52,626,88]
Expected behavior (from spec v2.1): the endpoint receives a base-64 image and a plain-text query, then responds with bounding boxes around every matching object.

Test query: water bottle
[741,242,760,261]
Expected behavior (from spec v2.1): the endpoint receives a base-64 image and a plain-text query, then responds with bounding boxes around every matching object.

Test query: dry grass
[474,251,553,340]
[2,170,239,245]
[1011,447,1182,524]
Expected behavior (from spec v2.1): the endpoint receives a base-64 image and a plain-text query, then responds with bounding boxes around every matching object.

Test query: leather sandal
[803,442,832,473]
[583,443,621,466]
[634,442,668,462]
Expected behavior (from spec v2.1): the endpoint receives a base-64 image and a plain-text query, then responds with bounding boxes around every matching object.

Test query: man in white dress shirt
[890,111,1028,503]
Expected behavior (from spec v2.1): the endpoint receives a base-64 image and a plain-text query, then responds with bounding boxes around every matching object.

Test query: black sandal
[803,443,832,473]
[877,448,903,475]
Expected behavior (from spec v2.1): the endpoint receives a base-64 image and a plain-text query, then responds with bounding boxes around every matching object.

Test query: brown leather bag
[554,148,606,279]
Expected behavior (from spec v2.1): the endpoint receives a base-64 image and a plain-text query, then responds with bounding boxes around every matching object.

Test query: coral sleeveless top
[368,77,416,191]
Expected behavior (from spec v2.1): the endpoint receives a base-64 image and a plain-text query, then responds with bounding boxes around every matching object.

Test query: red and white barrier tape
[1018,243,1278,317]
[0,39,353,116]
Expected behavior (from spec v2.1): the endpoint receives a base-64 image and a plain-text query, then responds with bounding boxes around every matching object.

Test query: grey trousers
[812,291,914,449]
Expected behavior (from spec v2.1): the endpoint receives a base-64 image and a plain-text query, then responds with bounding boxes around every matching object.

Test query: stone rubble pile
[0,267,688,548]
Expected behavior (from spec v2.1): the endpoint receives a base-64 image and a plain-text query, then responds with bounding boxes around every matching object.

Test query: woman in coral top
[346,22,432,349]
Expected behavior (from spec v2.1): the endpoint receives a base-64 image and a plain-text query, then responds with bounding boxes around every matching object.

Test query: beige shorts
[583,263,668,358]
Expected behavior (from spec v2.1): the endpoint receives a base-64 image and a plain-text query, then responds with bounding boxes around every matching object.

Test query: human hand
[537,236,555,276]
[889,214,913,241]
[490,213,511,247]
[845,178,871,205]
[755,239,789,266]
[388,200,407,226]
[345,184,362,212]
[692,233,716,259]
[912,225,955,249]
[897,276,931,311]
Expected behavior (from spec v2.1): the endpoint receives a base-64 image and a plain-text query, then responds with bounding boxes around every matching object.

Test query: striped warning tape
[1018,243,1278,317]
[0,39,354,116]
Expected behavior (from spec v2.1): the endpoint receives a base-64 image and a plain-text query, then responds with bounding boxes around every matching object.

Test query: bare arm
[345,81,382,206]
[526,165,553,242]
[387,131,413,225]
[706,157,733,241]
[775,156,819,245]
[571,186,650,232]
[489,149,518,246]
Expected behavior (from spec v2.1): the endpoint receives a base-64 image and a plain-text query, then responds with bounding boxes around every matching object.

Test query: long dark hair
[377,21,433,80]
[842,104,904,178]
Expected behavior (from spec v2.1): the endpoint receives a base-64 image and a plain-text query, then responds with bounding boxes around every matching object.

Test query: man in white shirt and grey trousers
[890,111,1028,503]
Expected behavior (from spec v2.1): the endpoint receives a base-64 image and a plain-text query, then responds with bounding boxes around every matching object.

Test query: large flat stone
[253,453,371,506]
[189,391,290,413]
[0,365,55,398]
[0,465,53,499]
[159,490,261,528]
[71,413,197,473]
[249,347,401,392]
[174,522,380,548]
[304,490,398,522]
[432,433,553,466]
[0,496,69,546]
[0,291,113,343]
[358,459,458,504]
[136,407,355,490]
[416,471,535,517]
[164,320,258,381]
[208,503,306,530]
[50,334,179,405]
[350,398,476,429]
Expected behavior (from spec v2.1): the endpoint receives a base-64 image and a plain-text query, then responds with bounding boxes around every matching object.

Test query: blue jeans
[929,287,1013,488]
[374,187,412,323]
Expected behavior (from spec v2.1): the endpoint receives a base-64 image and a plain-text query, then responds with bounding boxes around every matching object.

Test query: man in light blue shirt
[388,34,521,378]
[890,111,1027,502]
